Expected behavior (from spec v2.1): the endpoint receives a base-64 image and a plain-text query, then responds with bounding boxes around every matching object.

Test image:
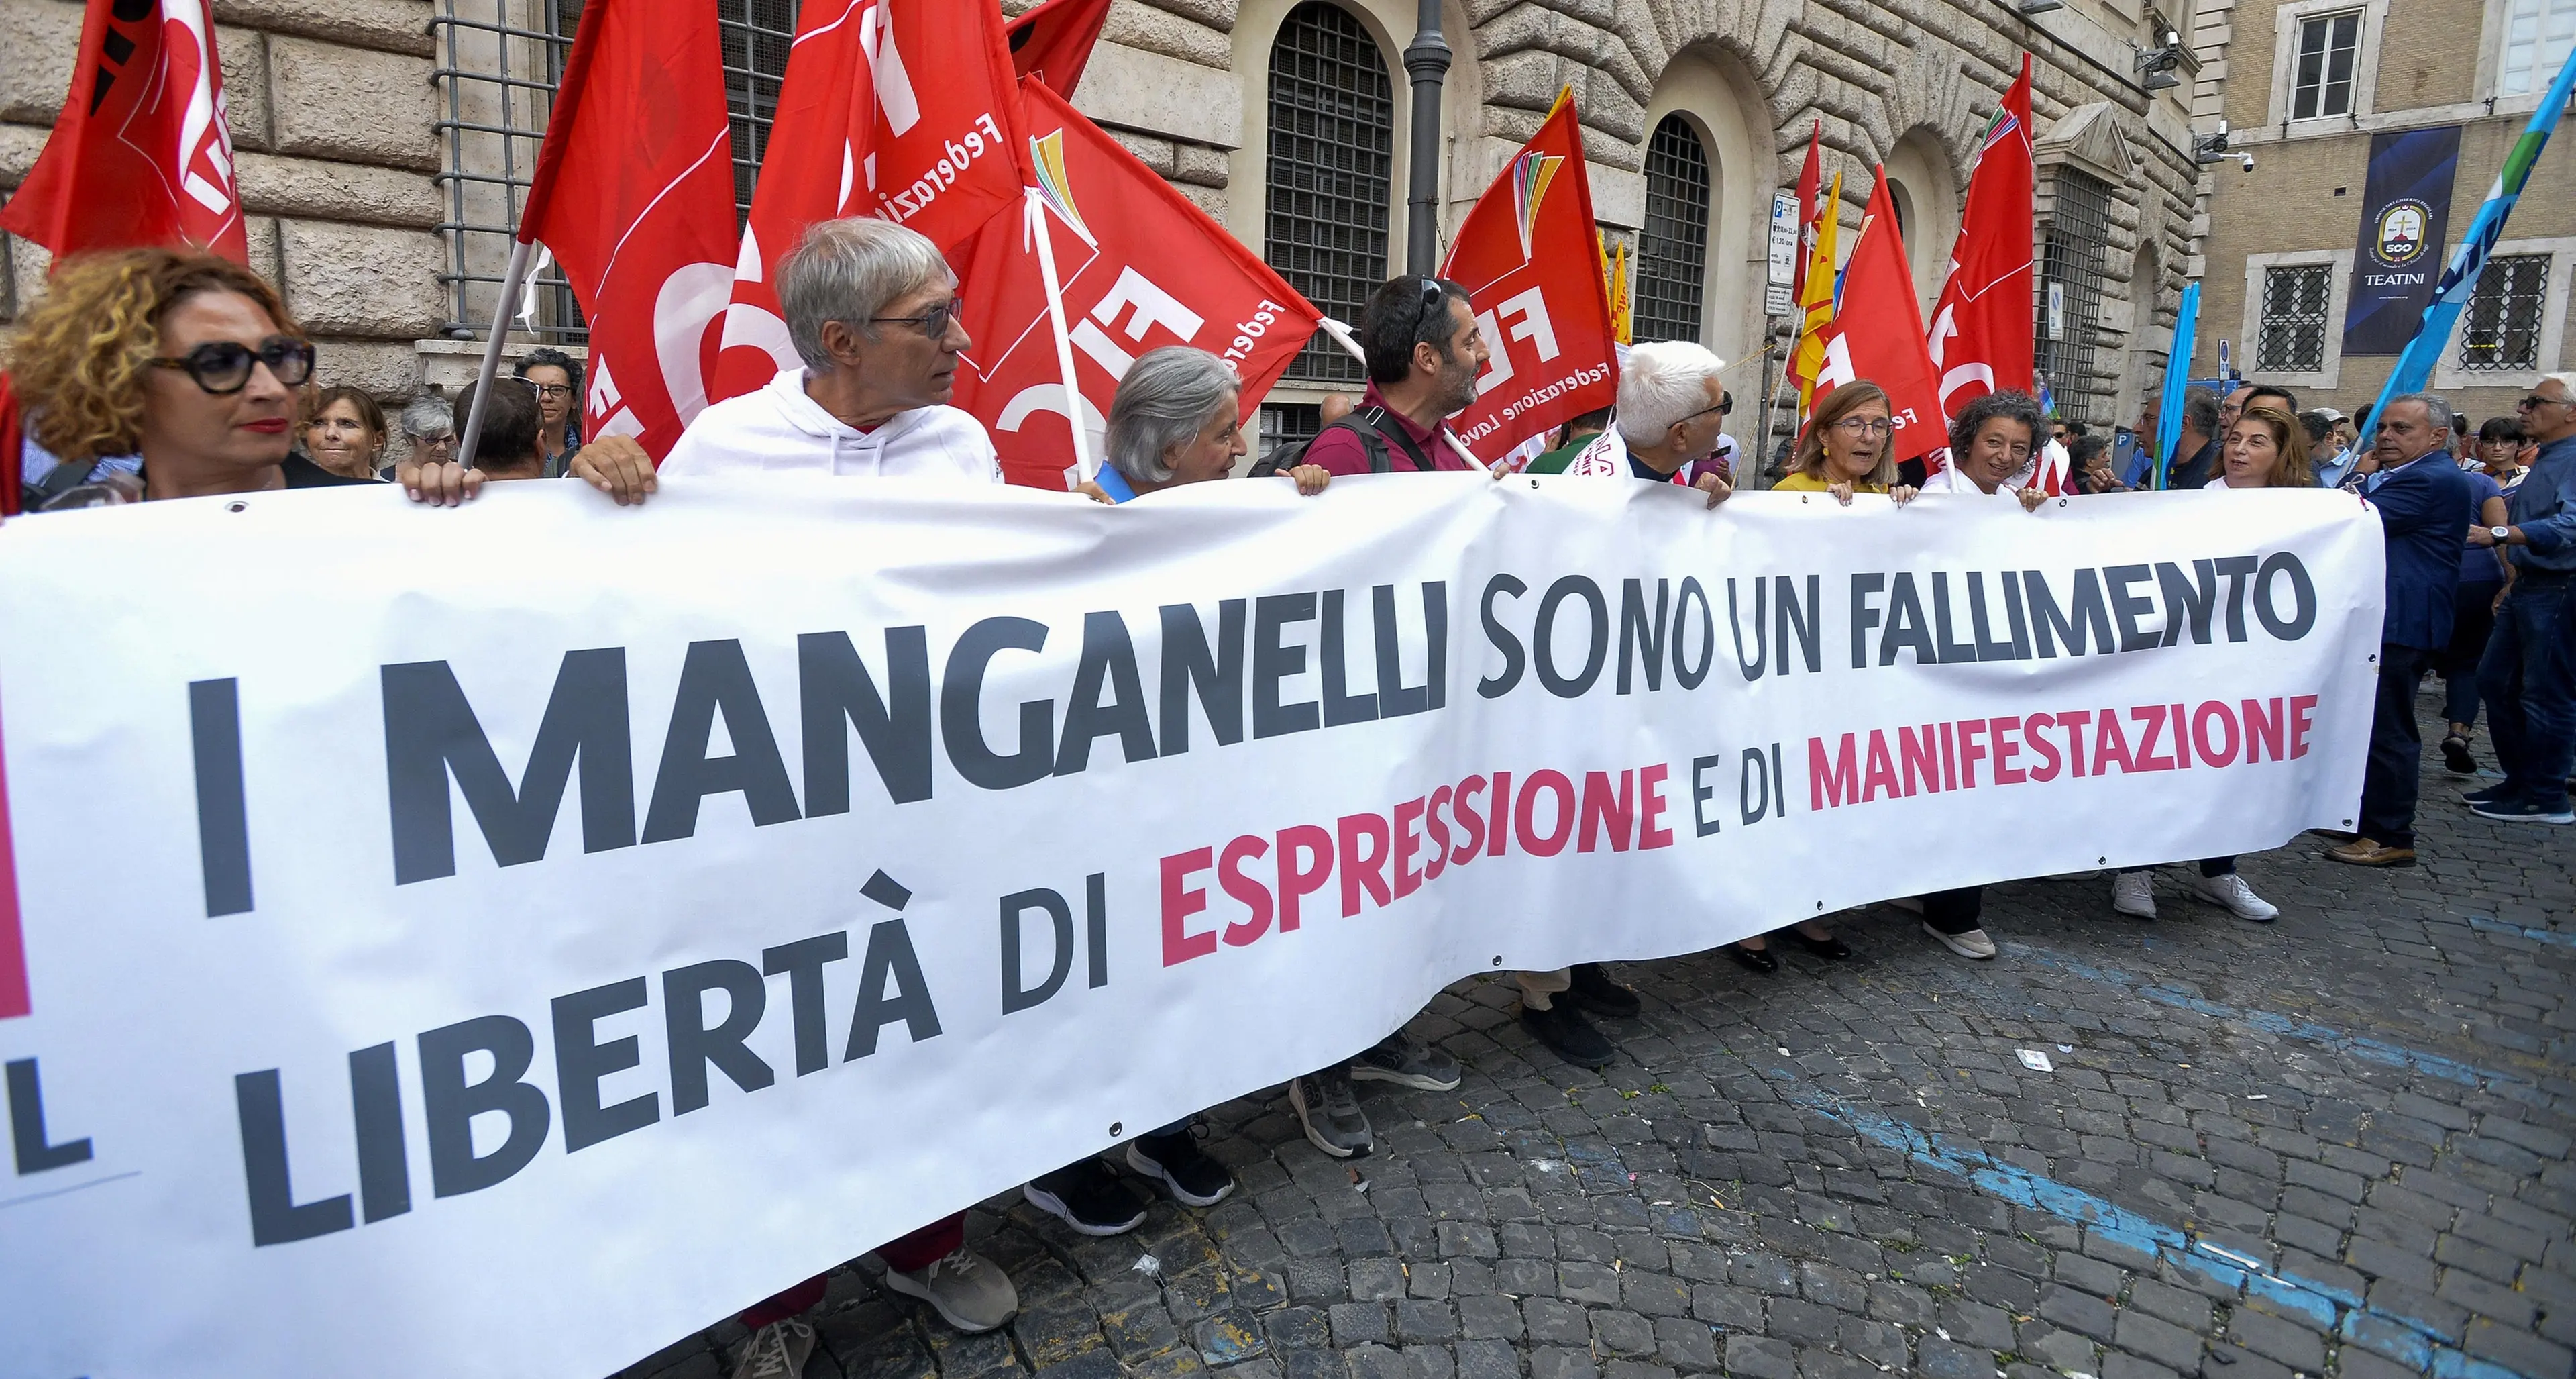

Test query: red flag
[951,79,1320,491]
[1806,172,1945,464]
[0,374,21,519]
[519,0,741,460]
[712,0,1029,401]
[1791,121,1822,304]
[1007,0,1112,95]
[1926,55,2035,422]
[1,0,246,261]
[1438,91,1619,463]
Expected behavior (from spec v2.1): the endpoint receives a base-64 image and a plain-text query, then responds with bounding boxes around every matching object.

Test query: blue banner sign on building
[2343,125,2461,356]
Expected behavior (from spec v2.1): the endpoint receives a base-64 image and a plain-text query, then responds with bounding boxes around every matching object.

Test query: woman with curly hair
[9,247,368,505]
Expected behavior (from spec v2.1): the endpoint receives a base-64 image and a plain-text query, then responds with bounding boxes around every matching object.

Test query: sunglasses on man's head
[149,336,316,394]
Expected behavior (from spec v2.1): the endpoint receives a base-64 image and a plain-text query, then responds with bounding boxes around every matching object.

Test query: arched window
[1636,114,1711,345]
[1264,3,1394,383]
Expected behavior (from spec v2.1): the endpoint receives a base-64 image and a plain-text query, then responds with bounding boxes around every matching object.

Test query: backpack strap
[1351,406,1436,472]
[29,459,98,507]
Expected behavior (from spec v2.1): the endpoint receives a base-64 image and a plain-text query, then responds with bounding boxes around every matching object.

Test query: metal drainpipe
[1402,0,1452,275]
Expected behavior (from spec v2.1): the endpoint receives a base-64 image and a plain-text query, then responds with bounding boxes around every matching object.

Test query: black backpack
[1249,405,1437,477]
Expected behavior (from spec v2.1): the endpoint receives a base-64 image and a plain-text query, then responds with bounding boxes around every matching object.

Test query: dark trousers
[2121,858,2237,878]
[2478,574,2576,809]
[2439,580,2502,726]
[1920,886,1984,934]
[2361,644,2430,849]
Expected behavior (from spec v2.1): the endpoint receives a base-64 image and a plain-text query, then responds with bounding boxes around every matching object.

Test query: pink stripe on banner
[0,686,26,1019]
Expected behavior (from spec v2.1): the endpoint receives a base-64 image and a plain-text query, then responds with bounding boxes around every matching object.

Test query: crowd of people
[6,226,2573,1379]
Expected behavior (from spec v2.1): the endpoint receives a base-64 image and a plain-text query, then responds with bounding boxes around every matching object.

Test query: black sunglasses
[149,336,316,394]
[869,299,959,339]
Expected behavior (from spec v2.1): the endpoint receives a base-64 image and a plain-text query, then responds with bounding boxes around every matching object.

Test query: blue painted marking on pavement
[2464,913,2576,951]
[2001,943,2524,1088]
[1763,1072,2522,1378]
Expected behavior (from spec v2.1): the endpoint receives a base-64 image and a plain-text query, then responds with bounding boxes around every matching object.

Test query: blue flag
[2153,282,2199,491]
[2365,45,2576,437]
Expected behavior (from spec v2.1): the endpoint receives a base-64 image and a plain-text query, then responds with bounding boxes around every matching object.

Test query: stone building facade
[2194,0,2576,429]
[0,0,2211,450]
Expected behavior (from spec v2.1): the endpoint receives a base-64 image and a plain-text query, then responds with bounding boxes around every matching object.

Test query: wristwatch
[2492,526,2514,543]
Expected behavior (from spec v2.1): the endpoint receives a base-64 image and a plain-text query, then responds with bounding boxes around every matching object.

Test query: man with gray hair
[568,217,1000,499]
[2326,391,2479,866]
[2465,370,2576,823]
[1526,340,1733,507]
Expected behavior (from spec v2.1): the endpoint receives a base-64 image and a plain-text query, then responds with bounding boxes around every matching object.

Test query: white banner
[0,478,2381,1379]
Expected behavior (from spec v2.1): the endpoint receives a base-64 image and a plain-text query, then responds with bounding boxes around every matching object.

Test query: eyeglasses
[870,299,959,339]
[148,336,315,394]
[2519,392,2570,410]
[529,382,575,399]
[1831,417,1894,437]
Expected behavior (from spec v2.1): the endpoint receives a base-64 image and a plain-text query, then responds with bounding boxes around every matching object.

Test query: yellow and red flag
[1786,168,1842,415]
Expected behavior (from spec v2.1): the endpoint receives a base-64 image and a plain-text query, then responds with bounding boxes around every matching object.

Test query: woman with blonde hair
[305,383,389,480]
[10,248,364,505]
[1774,380,1921,505]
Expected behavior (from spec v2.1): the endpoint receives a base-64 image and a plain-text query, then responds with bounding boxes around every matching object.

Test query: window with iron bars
[2458,254,2550,373]
[430,0,799,344]
[2035,168,2112,425]
[1265,2,1394,385]
[2256,263,2332,374]
[1637,115,1711,346]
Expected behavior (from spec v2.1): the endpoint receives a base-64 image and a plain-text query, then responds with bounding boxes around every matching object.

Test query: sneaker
[1288,1068,1373,1158]
[2188,872,2279,923]
[2110,872,2159,919]
[1128,1133,1235,1208]
[1023,1158,1148,1237]
[1566,962,1643,1017]
[2461,784,2513,807]
[731,1320,816,1379]
[2471,799,2576,824]
[1521,1001,1615,1068]
[1350,1030,1462,1090]
[882,1246,1018,1333]
[1923,923,1998,960]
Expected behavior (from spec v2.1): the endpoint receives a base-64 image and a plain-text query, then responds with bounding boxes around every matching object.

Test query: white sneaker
[731,1320,816,1379]
[2110,872,2158,919]
[2189,872,2279,923]
[883,1246,1018,1333]
[1924,923,1998,959]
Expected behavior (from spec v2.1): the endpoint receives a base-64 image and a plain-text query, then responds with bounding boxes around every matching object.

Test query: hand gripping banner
[0,481,2380,1379]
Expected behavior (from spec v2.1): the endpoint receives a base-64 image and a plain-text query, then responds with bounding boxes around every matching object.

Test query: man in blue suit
[2328,393,2479,866]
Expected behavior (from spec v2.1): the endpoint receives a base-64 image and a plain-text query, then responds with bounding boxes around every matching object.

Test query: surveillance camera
[2239,151,2256,172]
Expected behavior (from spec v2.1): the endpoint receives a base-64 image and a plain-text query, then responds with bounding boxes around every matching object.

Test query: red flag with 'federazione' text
[710,0,1029,402]
[951,79,1320,490]
[1438,91,1619,464]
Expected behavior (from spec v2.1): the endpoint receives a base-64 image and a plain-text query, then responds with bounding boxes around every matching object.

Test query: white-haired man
[577,217,996,497]
[1529,340,1735,508]
[393,219,1025,1377]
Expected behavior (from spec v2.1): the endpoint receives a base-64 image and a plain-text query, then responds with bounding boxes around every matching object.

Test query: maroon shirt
[1301,383,1476,476]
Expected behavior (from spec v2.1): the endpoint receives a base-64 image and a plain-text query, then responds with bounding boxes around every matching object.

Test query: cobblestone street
[619,720,2576,1379]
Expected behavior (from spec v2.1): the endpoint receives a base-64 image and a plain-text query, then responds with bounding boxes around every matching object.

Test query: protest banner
[0,481,2380,1379]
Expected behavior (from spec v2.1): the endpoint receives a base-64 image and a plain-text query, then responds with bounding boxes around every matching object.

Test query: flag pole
[454,237,535,472]
[1027,187,1100,486]
[1315,315,1487,470]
